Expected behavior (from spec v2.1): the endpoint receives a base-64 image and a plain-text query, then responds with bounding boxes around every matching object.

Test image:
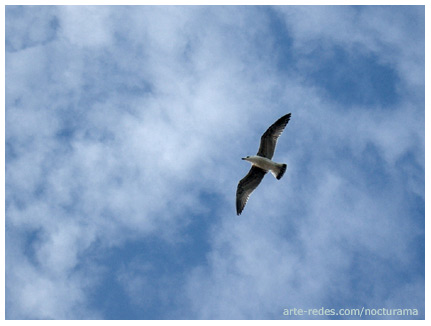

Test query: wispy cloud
[6,5,424,319]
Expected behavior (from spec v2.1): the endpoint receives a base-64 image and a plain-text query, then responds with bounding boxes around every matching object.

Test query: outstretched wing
[236,166,267,215]
[257,113,291,159]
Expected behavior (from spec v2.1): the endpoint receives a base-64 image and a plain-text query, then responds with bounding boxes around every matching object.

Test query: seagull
[236,113,291,215]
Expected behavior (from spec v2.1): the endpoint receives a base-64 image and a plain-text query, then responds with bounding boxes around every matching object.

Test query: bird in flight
[236,113,291,215]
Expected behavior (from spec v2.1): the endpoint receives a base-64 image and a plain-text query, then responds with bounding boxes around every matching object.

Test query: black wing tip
[281,113,291,124]
[236,189,243,215]
[263,113,292,135]
[236,201,243,215]
[236,191,246,215]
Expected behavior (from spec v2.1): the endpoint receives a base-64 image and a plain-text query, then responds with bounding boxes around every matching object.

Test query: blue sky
[5,5,424,320]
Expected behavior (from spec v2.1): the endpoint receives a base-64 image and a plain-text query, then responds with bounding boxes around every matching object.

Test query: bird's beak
[242,157,246,160]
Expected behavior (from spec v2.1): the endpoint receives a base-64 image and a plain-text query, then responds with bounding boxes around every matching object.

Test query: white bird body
[242,155,286,179]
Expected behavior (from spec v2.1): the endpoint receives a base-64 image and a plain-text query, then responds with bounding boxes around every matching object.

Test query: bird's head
[242,156,251,161]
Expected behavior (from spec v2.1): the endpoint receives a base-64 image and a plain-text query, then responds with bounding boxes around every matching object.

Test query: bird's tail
[270,163,287,180]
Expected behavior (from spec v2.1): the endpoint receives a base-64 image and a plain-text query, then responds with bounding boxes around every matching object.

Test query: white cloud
[58,6,113,48]
[279,6,424,91]
[6,227,102,319]
[6,6,424,319]
[6,6,58,52]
